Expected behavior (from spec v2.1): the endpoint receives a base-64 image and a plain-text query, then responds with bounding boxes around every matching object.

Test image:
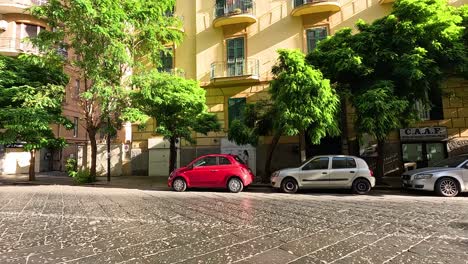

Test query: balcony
[210,58,259,86]
[213,0,257,28]
[0,37,39,56]
[379,0,394,4]
[291,0,341,17]
[0,0,47,14]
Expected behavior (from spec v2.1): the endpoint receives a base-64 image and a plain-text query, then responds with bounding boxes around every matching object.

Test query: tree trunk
[88,129,97,182]
[264,132,281,183]
[29,150,36,181]
[169,136,177,175]
[299,130,307,163]
[376,139,385,180]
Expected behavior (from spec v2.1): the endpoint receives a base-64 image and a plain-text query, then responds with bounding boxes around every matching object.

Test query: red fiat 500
[168,154,254,193]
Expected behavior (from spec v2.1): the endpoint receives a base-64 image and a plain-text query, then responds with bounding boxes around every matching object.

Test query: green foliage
[70,169,93,184]
[228,101,276,146]
[65,158,77,176]
[31,0,183,176]
[230,49,340,146]
[0,55,71,152]
[307,0,467,141]
[271,49,340,143]
[132,71,220,144]
[354,81,410,141]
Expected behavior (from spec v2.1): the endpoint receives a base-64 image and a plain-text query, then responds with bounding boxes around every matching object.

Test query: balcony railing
[0,37,39,54]
[293,0,338,8]
[210,58,259,80]
[214,0,255,19]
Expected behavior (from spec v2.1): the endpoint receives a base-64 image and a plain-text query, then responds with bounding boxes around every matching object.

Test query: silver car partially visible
[401,155,468,197]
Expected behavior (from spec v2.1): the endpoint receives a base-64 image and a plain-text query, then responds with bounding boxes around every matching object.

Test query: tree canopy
[307,0,467,177]
[31,0,184,178]
[0,55,71,180]
[132,71,220,174]
[229,49,340,181]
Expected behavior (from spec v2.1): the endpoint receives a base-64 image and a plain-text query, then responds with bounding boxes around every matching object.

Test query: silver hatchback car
[271,155,376,194]
[401,155,468,197]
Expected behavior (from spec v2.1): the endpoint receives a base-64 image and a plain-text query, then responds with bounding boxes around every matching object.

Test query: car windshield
[233,155,245,165]
[432,156,468,168]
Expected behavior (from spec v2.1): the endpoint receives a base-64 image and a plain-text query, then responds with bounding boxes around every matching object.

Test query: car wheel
[172,178,187,192]
[436,178,459,197]
[281,178,298,193]
[352,178,371,195]
[228,178,243,193]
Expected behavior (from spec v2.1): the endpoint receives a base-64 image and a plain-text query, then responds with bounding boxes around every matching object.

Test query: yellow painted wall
[133,0,468,151]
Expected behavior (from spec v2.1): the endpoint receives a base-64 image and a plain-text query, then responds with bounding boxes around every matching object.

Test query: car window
[332,157,357,169]
[233,155,245,165]
[219,157,231,165]
[332,157,347,169]
[193,157,218,167]
[303,157,329,170]
[347,158,357,168]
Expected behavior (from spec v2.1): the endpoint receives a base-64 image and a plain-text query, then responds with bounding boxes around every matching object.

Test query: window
[73,117,78,137]
[332,157,357,169]
[219,157,231,165]
[415,100,430,121]
[332,157,347,169]
[303,157,329,170]
[193,157,218,167]
[228,97,246,128]
[226,37,245,77]
[158,48,174,73]
[16,23,45,51]
[347,158,357,168]
[75,79,80,96]
[306,27,328,52]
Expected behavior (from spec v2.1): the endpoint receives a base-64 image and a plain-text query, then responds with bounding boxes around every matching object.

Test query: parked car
[168,154,254,193]
[401,155,468,197]
[271,155,375,194]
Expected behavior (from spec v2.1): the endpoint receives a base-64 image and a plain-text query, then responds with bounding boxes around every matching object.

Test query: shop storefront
[400,127,448,169]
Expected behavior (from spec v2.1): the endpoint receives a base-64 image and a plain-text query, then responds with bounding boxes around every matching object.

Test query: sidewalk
[0,172,402,190]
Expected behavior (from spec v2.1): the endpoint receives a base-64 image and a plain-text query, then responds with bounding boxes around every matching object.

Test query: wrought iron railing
[210,58,259,79]
[214,0,255,19]
[293,0,339,8]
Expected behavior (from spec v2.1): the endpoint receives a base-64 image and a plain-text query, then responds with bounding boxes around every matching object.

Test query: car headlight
[414,174,432,180]
[271,171,279,178]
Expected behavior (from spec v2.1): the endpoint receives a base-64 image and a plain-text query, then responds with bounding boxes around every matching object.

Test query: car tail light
[370,170,374,177]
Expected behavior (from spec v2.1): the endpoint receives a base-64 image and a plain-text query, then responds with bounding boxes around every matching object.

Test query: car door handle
[349,171,355,173]
[322,172,328,175]
[210,170,219,172]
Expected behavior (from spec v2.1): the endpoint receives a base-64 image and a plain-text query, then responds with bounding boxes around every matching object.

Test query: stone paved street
[0,186,467,264]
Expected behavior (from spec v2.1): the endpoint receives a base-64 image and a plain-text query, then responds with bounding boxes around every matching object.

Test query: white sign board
[400,127,447,142]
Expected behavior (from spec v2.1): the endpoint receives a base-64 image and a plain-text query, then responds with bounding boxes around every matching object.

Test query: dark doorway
[306,136,342,158]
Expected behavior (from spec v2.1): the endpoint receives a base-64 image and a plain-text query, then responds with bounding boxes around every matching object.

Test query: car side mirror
[188,164,194,170]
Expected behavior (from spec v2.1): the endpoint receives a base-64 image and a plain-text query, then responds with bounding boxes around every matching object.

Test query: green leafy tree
[133,71,221,174]
[229,49,340,182]
[0,55,71,181]
[308,0,467,177]
[31,0,183,179]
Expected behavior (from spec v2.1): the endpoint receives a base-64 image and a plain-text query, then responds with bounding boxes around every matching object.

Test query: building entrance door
[402,142,446,169]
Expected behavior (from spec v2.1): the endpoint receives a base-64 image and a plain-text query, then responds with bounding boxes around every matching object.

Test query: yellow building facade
[131,0,467,177]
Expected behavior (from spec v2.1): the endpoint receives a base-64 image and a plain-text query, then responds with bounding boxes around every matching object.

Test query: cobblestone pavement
[0,186,467,264]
